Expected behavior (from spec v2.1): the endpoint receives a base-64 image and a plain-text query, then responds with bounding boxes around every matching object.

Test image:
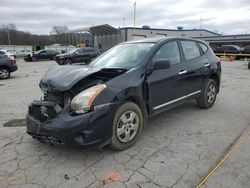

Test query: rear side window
[153,41,181,65]
[77,49,84,53]
[198,42,208,54]
[181,41,201,60]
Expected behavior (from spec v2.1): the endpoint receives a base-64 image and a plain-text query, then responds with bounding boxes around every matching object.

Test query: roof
[69,24,121,35]
[90,24,121,35]
[120,27,220,36]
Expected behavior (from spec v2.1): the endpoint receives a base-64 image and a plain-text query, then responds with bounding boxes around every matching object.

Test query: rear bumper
[9,63,18,72]
[26,100,119,148]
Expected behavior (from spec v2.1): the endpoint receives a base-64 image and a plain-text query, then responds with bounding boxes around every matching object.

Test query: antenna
[200,17,203,29]
[123,17,125,27]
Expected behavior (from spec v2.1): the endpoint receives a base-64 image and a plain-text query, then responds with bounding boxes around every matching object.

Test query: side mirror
[153,59,171,70]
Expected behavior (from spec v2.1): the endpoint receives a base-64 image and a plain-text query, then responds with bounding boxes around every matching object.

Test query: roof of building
[120,27,221,36]
[124,36,206,44]
[69,24,120,35]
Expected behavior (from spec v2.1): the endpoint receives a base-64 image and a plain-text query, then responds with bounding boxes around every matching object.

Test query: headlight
[70,84,106,114]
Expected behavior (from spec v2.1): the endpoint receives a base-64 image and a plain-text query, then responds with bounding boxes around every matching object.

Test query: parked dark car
[24,50,59,62]
[214,45,242,54]
[0,54,18,79]
[26,37,221,150]
[54,47,99,65]
[242,45,250,54]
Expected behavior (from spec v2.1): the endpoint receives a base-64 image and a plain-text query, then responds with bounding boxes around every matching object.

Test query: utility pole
[133,1,136,34]
[123,17,125,27]
[200,17,203,29]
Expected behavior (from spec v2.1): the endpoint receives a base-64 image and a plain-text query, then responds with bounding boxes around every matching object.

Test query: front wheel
[196,79,218,109]
[109,102,143,150]
[32,57,37,62]
[65,59,72,64]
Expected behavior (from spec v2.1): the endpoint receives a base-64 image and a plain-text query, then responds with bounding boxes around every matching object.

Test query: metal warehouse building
[119,27,219,41]
[70,24,250,52]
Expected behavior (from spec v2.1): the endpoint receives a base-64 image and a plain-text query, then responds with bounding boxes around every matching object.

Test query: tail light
[8,57,16,64]
[9,55,16,61]
[216,56,221,62]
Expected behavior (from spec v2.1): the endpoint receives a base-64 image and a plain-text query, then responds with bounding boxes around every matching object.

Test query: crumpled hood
[39,65,102,92]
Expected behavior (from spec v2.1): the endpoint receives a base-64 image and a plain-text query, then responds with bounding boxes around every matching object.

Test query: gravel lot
[0,59,249,188]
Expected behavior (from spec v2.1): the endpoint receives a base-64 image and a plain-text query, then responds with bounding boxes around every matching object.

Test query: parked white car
[0,50,16,60]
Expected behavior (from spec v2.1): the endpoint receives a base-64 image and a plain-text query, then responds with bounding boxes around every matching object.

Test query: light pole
[6,28,11,45]
[133,1,136,33]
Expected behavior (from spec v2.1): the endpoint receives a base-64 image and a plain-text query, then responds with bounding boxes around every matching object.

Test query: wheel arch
[0,66,10,71]
[124,95,148,120]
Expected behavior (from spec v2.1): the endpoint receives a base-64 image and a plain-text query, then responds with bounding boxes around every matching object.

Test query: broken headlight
[70,84,106,114]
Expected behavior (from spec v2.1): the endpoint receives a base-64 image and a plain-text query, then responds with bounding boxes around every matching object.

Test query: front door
[146,40,188,114]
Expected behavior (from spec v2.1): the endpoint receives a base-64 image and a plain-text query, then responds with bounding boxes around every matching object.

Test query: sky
[1,0,250,35]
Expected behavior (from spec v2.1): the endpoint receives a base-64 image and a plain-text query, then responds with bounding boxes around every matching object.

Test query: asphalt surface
[0,59,249,188]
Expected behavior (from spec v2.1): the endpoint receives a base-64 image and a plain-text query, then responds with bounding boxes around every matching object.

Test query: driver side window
[40,51,47,55]
[153,41,181,65]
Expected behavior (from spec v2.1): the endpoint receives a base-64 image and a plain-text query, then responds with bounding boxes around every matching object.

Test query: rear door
[37,51,48,60]
[81,49,91,62]
[147,40,189,114]
[73,49,84,62]
[179,40,209,94]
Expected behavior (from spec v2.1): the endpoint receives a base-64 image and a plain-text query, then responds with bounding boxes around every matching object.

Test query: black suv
[24,50,59,62]
[55,47,99,65]
[214,45,242,54]
[26,37,221,150]
[0,54,18,79]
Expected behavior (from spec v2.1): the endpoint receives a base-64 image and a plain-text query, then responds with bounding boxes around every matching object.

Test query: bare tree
[50,26,69,45]
[50,25,69,34]
[1,23,17,45]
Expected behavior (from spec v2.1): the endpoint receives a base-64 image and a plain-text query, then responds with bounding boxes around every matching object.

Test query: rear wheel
[196,79,217,109]
[248,61,250,70]
[109,102,143,150]
[0,68,10,79]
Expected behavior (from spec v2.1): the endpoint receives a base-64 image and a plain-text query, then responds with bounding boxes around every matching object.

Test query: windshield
[89,43,155,68]
[68,48,79,54]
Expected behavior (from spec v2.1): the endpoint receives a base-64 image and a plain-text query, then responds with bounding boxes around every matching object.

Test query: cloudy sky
[1,0,250,35]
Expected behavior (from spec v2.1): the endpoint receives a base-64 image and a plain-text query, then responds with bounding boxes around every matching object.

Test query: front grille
[28,133,63,145]
[29,105,57,123]
[43,92,65,107]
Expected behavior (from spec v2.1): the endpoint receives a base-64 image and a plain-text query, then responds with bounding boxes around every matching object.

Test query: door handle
[204,63,210,67]
[178,70,187,75]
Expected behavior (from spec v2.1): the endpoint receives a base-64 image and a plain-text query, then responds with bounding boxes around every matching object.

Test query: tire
[109,102,144,150]
[32,57,37,62]
[248,62,250,70]
[65,59,72,64]
[196,79,218,109]
[0,68,10,79]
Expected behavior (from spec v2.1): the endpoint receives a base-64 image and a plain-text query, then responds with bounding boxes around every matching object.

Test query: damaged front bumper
[26,100,118,148]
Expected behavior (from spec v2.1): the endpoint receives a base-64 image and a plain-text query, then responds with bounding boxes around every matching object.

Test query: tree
[1,23,17,45]
[50,26,69,45]
[50,25,69,34]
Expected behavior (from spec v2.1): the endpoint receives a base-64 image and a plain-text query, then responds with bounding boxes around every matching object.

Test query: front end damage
[26,65,127,147]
